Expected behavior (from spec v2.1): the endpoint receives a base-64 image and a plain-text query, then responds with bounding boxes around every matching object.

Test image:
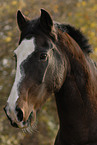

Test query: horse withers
[4,9,97,145]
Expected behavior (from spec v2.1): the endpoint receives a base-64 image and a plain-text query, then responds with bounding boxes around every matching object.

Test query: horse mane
[55,23,92,54]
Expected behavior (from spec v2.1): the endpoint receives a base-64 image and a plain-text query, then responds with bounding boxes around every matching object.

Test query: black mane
[55,23,92,54]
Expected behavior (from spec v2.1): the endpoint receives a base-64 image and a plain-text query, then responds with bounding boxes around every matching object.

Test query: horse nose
[15,106,23,122]
[4,104,33,128]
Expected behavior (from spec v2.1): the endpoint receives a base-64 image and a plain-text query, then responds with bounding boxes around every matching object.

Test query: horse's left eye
[40,53,47,61]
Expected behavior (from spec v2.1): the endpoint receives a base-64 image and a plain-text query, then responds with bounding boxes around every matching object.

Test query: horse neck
[54,32,97,144]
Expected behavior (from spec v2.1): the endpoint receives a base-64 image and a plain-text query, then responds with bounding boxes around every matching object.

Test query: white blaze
[7,38,35,111]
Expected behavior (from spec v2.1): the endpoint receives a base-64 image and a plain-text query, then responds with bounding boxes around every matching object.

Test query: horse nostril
[16,107,23,122]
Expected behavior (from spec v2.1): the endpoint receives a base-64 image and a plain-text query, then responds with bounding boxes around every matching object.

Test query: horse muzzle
[4,104,35,129]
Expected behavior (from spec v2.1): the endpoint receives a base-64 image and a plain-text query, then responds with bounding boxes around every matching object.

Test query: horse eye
[40,53,47,61]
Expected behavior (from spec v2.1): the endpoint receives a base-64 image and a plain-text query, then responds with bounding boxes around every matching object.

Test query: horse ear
[40,9,53,33]
[17,10,29,31]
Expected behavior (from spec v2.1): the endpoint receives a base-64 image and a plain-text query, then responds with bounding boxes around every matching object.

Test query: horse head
[4,9,66,130]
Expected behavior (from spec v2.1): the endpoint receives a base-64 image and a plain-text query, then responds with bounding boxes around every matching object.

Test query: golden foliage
[5,37,12,42]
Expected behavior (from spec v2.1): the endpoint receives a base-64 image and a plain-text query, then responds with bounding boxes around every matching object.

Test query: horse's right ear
[17,10,29,31]
[40,9,53,33]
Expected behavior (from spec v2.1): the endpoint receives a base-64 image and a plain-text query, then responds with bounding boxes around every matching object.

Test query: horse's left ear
[40,9,53,33]
[17,10,29,31]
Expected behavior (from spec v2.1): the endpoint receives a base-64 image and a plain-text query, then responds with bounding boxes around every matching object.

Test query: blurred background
[0,0,97,145]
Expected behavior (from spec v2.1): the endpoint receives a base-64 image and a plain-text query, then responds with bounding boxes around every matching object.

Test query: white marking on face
[7,38,35,113]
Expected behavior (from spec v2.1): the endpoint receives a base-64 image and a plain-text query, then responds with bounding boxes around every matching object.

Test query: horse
[4,9,97,145]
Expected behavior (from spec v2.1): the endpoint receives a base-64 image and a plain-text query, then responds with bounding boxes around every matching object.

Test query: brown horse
[4,9,97,145]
